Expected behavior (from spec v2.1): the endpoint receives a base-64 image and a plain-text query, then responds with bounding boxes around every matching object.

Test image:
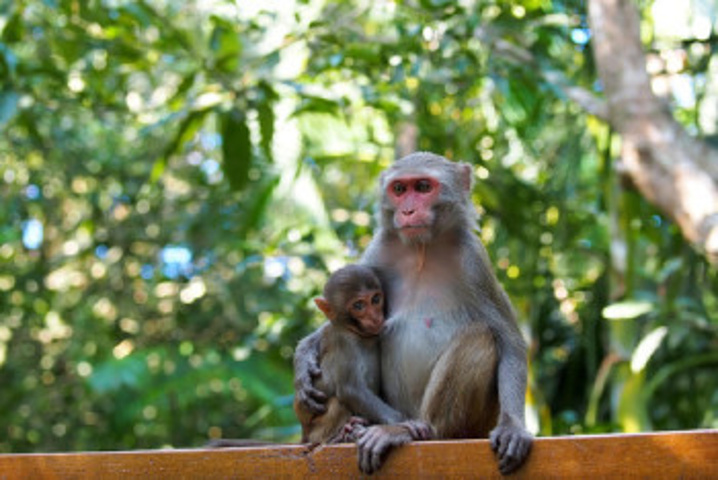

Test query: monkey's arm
[488,311,533,475]
[293,325,328,414]
[336,382,404,425]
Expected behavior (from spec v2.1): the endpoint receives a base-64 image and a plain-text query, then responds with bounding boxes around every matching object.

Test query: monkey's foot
[356,421,432,474]
[338,417,370,442]
[489,424,533,475]
[402,420,435,441]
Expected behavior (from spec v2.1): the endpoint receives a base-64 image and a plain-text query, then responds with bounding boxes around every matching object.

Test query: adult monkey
[294,152,532,475]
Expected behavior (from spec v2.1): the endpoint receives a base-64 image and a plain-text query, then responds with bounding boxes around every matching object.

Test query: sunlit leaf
[293,95,341,117]
[210,16,241,73]
[602,301,654,320]
[630,326,668,373]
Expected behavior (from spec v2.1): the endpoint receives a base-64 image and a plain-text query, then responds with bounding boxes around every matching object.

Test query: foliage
[0,0,716,452]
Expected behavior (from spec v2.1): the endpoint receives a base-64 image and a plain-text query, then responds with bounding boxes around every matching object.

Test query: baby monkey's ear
[314,297,334,321]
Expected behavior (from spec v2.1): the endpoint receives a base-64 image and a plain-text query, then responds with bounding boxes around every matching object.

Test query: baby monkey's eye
[371,294,382,305]
[352,300,366,311]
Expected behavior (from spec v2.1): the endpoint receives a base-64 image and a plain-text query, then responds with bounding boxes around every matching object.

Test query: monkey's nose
[402,209,415,216]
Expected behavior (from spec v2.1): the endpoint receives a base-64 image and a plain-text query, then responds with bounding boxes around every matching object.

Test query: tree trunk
[588,0,718,263]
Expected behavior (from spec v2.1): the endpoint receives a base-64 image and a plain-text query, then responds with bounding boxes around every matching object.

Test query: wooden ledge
[0,430,715,478]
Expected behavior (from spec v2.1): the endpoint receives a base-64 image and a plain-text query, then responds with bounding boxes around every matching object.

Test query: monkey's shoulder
[319,327,380,385]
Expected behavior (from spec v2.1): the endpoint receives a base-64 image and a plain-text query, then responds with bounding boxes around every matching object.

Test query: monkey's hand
[356,421,434,474]
[293,330,327,414]
[337,417,370,443]
[489,423,533,475]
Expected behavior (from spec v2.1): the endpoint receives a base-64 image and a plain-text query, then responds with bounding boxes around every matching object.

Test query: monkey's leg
[419,325,499,438]
[355,326,497,474]
[306,397,353,444]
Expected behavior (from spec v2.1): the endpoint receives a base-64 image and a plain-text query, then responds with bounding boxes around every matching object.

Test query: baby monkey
[294,265,426,444]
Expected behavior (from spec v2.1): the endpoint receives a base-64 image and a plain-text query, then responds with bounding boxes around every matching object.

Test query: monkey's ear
[314,297,334,320]
[458,163,474,192]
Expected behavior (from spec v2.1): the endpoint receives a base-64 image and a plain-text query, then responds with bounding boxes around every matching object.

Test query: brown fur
[420,325,499,438]
[295,153,532,475]
[293,265,404,445]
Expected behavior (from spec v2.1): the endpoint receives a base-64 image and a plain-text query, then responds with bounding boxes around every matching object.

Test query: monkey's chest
[381,308,464,416]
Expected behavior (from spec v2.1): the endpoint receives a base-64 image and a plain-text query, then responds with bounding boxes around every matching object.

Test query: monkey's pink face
[386,176,440,242]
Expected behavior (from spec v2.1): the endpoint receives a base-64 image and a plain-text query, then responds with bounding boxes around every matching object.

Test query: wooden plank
[0,430,715,479]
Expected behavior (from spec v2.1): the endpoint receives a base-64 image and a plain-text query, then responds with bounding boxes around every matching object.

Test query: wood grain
[0,430,715,479]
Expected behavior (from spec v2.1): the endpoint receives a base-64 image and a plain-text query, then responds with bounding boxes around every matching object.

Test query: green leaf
[220,109,252,191]
[602,300,654,320]
[344,43,382,62]
[88,355,150,394]
[168,72,197,109]
[151,108,211,182]
[630,326,668,373]
[0,42,18,79]
[210,16,242,73]
[257,82,277,162]
[240,174,280,236]
[0,90,19,128]
[1,12,24,44]
[293,95,341,117]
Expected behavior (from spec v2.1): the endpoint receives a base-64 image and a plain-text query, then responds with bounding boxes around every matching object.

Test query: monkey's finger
[308,362,322,378]
[367,437,389,474]
[307,386,328,403]
[498,435,531,474]
[357,445,372,474]
[357,433,382,474]
[505,431,531,459]
[403,420,432,441]
[499,455,519,475]
[371,445,385,473]
[489,429,501,452]
[299,391,328,414]
[490,430,507,456]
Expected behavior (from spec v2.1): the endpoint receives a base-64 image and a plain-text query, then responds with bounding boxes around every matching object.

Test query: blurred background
[0,0,716,452]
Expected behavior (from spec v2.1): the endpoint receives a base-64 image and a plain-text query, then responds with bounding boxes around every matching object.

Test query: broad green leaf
[602,301,654,320]
[630,326,668,373]
[1,12,24,44]
[293,95,341,117]
[210,16,241,73]
[220,109,252,191]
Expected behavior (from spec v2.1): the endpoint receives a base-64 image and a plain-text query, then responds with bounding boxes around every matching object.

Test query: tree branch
[588,0,718,262]
[475,27,609,121]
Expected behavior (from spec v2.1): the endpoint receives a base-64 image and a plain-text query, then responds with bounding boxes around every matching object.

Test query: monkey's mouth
[399,225,430,234]
[356,325,384,338]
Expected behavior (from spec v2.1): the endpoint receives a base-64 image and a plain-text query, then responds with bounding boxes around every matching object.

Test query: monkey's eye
[371,293,382,305]
[352,300,366,311]
[392,182,407,196]
[415,179,433,193]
